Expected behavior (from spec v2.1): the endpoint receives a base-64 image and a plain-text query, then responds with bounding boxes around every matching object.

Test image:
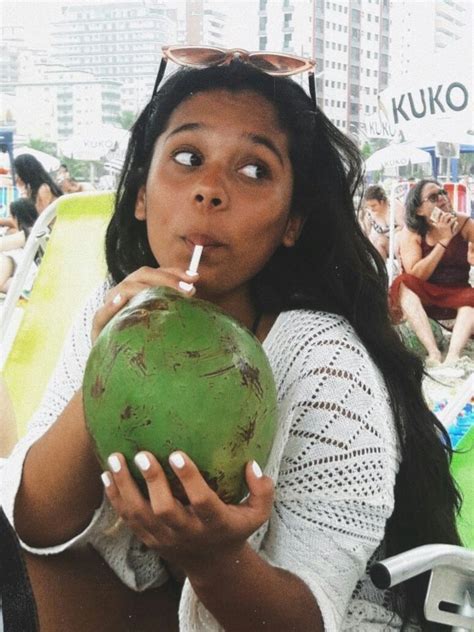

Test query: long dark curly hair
[105,62,461,629]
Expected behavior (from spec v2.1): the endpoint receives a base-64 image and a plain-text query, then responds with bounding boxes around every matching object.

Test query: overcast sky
[1,0,472,50]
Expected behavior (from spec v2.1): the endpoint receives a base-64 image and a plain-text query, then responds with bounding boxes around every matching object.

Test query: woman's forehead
[422,181,439,195]
[165,88,283,132]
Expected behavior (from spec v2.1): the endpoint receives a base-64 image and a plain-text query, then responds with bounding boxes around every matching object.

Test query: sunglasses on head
[423,188,449,204]
[152,45,317,107]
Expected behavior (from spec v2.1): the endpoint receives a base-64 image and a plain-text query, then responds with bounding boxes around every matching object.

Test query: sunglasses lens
[167,47,227,67]
[249,53,309,75]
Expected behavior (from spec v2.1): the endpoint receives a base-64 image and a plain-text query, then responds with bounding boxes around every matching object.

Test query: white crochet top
[1,281,404,631]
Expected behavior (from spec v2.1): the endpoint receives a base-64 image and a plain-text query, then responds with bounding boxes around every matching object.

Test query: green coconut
[83,286,278,503]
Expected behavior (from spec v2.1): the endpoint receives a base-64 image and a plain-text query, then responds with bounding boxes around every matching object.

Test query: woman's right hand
[435,211,458,243]
[91,266,199,343]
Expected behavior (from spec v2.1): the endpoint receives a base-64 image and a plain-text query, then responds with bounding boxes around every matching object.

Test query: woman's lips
[183,234,224,250]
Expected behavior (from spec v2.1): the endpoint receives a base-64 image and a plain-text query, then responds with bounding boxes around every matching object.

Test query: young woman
[0,198,38,292]
[1,52,461,631]
[361,184,404,261]
[13,154,62,214]
[390,179,474,367]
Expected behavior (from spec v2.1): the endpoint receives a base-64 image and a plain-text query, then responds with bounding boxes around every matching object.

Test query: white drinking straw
[179,244,203,292]
[187,244,203,277]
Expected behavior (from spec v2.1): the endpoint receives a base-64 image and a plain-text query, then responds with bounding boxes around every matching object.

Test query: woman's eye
[173,151,201,167]
[239,164,267,180]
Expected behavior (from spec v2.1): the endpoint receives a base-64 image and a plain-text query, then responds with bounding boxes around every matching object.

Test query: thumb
[243,461,274,516]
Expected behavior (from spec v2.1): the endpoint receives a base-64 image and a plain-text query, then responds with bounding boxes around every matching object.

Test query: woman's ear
[282,214,304,247]
[134,186,146,221]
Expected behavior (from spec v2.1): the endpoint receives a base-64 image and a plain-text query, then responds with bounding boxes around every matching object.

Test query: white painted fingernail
[178,281,194,293]
[169,452,185,469]
[134,452,151,471]
[108,455,121,473]
[101,472,112,487]
[112,293,122,305]
[252,461,263,478]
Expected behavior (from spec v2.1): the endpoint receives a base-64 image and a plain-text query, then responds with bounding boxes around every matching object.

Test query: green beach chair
[451,425,474,550]
[1,191,114,439]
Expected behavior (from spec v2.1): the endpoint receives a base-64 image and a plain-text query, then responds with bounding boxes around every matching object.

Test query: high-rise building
[390,0,472,81]
[0,26,24,86]
[50,1,178,112]
[256,0,390,136]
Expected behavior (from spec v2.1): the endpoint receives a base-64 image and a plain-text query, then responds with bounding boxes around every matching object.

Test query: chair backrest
[1,191,115,437]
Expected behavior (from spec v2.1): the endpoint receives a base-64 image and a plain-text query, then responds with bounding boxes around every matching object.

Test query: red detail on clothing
[389,231,473,322]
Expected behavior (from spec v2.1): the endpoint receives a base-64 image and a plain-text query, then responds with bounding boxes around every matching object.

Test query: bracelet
[438,242,448,249]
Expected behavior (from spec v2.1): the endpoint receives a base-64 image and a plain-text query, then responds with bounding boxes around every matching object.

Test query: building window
[259,36,267,50]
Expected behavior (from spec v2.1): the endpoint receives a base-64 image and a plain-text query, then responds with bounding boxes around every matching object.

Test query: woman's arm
[0,216,16,229]
[14,390,104,547]
[399,226,450,281]
[187,544,323,631]
[9,266,201,549]
[0,230,25,252]
[458,214,474,243]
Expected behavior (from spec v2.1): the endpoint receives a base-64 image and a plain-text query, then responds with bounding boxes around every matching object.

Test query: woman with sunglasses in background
[1,48,461,631]
[390,179,474,369]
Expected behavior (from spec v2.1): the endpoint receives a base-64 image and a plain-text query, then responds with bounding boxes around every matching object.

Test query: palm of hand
[102,451,274,573]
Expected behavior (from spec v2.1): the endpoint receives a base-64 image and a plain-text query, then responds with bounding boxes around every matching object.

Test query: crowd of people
[0,155,101,296]
[358,178,474,370]
[0,52,469,631]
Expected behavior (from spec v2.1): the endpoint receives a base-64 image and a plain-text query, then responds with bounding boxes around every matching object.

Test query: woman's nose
[193,171,228,211]
[194,193,222,207]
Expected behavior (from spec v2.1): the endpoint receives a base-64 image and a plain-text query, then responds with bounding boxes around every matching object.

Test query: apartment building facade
[50,1,177,112]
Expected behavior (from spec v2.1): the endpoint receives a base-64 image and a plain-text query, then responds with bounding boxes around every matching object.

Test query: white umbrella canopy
[13,146,60,172]
[365,143,432,172]
[58,125,129,162]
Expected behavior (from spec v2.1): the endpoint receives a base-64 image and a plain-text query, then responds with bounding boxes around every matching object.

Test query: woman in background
[13,154,62,214]
[0,198,38,292]
[390,179,474,367]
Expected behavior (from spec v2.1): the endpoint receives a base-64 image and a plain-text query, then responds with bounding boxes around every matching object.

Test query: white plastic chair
[371,544,474,630]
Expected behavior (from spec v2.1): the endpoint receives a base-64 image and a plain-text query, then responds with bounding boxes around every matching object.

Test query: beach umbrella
[365,143,431,172]
[58,125,129,162]
[13,146,60,172]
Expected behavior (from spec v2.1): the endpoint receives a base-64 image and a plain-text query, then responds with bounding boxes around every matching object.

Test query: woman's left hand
[102,451,274,573]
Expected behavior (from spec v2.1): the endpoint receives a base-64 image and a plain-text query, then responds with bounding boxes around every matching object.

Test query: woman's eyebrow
[245,133,284,166]
[166,122,202,139]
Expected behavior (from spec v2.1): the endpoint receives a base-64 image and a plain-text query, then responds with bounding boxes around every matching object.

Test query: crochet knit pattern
[1,280,406,631]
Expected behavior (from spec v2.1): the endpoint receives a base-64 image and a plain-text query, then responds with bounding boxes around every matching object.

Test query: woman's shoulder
[399,225,422,247]
[267,309,377,370]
